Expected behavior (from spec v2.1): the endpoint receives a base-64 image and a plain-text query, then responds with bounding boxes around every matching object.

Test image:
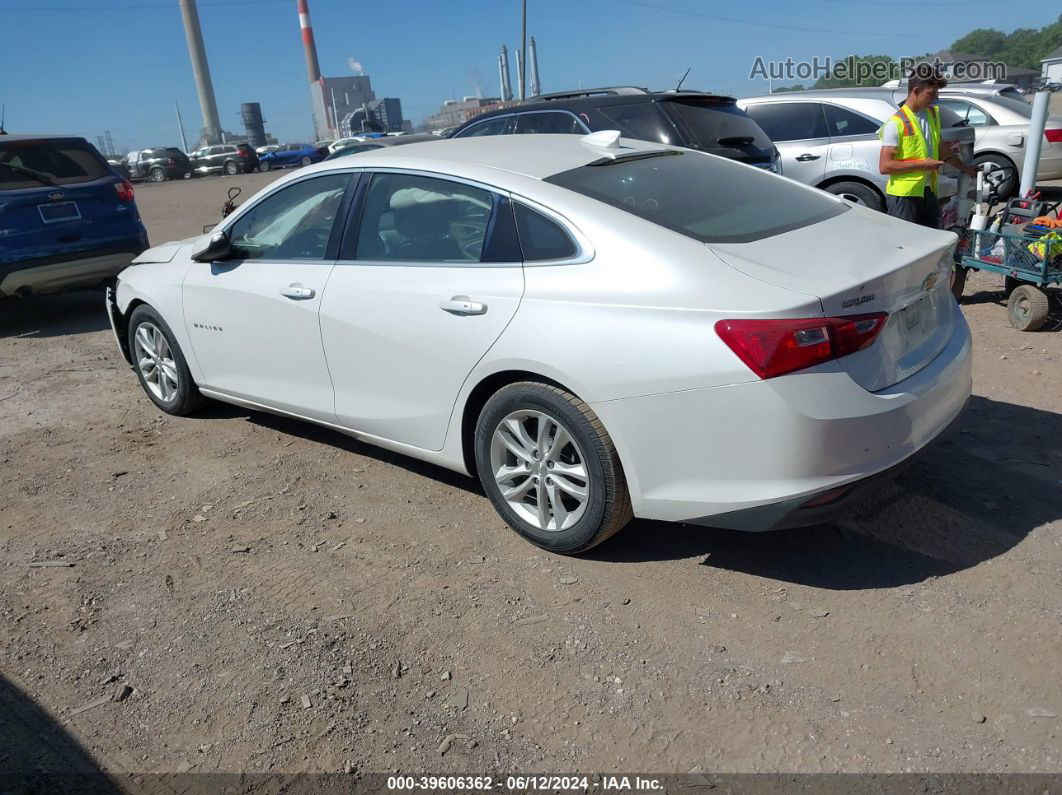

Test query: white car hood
[132,237,199,264]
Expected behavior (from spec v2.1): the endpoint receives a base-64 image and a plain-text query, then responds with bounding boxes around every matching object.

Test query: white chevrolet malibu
[108,133,971,554]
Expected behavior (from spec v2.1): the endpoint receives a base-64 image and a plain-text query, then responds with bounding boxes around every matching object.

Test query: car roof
[740,87,899,103]
[0,134,89,142]
[301,133,672,181]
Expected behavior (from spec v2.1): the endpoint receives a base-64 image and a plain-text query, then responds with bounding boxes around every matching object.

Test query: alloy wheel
[133,322,179,402]
[489,410,589,532]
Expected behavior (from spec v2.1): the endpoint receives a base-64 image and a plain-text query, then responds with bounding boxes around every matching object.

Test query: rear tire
[150,167,165,183]
[474,382,633,554]
[1007,285,1050,331]
[127,305,203,415]
[823,180,885,213]
[224,160,238,176]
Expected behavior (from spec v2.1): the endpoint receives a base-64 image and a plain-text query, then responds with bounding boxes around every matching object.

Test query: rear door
[182,172,351,421]
[742,101,830,183]
[320,170,524,450]
[0,137,143,265]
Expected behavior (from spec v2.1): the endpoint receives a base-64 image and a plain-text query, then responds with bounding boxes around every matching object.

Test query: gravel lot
[1,170,1060,781]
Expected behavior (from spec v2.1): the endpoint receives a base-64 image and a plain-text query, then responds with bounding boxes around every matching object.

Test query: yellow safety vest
[878,104,941,197]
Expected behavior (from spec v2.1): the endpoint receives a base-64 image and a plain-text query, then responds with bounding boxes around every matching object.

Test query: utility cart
[952,173,1062,331]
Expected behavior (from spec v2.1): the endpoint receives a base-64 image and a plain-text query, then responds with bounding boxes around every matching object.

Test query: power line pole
[519,0,527,101]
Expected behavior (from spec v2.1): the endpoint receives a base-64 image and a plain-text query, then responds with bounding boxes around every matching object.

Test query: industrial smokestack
[498,45,513,102]
[178,0,222,145]
[241,102,267,148]
[515,48,525,102]
[297,0,322,83]
[529,36,541,96]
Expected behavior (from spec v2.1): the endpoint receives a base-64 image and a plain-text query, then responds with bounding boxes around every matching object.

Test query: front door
[743,101,830,186]
[320,171,524,451]
[182,172,351,422]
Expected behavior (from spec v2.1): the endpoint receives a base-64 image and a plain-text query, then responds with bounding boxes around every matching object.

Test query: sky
[0,0,1057,154]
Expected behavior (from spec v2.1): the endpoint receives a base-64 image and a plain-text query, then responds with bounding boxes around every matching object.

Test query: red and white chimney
[297,0,322,84]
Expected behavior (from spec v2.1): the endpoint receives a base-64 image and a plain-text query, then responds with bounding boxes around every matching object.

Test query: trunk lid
[709,207,957,391]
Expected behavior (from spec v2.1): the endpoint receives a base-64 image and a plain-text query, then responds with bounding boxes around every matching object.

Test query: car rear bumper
[591,303,972,530]
[0,244,145,297]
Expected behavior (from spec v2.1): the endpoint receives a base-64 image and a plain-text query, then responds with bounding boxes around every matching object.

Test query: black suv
[452,87,780,171]
[122,147,192,182]
[188,143,259,176]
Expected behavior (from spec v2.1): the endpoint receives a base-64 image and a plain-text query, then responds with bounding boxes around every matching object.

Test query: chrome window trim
[456,109,591,138]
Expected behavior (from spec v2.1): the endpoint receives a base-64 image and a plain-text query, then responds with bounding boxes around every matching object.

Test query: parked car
[123,147,192,182]
[451,86,781,172]
[257,142,325,172]
[1,134,148,297]
[256,144,280,156]
[737,88,975,212]
[188,143,259,176]
[926,90,1062,196]
[110,134,969,553]
[882,79,1028,104]
[324,133,439,160]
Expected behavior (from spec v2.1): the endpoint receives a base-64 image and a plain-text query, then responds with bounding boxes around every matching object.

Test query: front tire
[974,154,1018,199]
[128,305,203,415]
[823,180,885,213]
[474,382,632,554]
[259,160,270,172]
[299,156,312,167]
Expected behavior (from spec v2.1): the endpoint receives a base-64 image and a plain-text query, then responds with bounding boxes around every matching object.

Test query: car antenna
[675,67,692,92]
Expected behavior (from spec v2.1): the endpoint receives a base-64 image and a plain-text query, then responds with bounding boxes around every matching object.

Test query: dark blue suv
[0,135,148,297]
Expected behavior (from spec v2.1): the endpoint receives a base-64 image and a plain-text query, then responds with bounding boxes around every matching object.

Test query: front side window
[823,105,880,137]
[513,112,586,135]
[743,102,828,142]
[455,117,510,138]
[0,138,109,189]
[546,150,845,244]
[226,174,348,260]
[936,99,992,127]
[354,173,493,262]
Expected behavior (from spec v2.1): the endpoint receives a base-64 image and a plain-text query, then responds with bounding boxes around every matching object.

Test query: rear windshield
[985,94,1033,118]
[0,138,110,190]
[545,150,846,244]
[660,100,773,151]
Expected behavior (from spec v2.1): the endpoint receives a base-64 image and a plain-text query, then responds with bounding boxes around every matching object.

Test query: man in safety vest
[879,67,977,227]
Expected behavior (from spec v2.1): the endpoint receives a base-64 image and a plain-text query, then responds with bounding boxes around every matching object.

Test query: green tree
[811,54,896,89]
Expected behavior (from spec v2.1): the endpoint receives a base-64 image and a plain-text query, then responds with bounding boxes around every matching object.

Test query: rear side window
[514,203,577,261]
[455,117,510,137]
[823,105,880,137]
[354,173,494,262]
[662,100,774,150]
[743,103,828,142]
[546,150,845,244]
[598,103,676,144]
[0,138,110,189]
[513,112,586,134]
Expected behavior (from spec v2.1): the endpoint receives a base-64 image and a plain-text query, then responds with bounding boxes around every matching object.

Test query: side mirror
[191,228,231,262]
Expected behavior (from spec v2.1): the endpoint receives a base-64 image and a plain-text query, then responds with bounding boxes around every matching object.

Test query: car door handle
[795,153,821,161]
[280,283,315,300]
[439,295,487,315]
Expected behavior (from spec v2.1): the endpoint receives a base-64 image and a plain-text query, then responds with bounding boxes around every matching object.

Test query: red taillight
[114,179,134,202]
[715,313,888,379]
[166,158,176,166]
[1044,129,1062,144]
[237,150,248,157]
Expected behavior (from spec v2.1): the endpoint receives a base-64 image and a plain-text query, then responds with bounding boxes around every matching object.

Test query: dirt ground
[1,171,1060,781]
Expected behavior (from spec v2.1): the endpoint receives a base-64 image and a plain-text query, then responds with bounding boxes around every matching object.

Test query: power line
[616,0,945,36]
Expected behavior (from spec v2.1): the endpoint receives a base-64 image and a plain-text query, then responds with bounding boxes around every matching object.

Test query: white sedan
[107,133,971,554]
